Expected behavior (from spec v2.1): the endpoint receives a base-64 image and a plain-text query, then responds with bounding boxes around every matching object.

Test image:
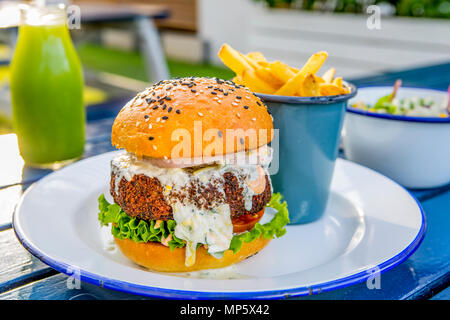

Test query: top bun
[111,77,273,159]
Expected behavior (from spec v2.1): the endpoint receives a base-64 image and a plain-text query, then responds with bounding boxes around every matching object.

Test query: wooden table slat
[0,229,55,294]
[0,273,150,300]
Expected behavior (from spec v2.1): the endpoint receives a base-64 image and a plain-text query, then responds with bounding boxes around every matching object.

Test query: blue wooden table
[0,63,449,300]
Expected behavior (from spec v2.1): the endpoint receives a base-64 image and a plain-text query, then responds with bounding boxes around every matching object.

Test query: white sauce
[173,202,232,266]
[111,146,273,267]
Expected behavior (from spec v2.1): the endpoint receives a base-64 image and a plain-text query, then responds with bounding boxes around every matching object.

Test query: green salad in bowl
[351,80,450,118]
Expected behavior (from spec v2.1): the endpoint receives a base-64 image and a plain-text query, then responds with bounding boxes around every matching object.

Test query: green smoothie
[10,13,85,167]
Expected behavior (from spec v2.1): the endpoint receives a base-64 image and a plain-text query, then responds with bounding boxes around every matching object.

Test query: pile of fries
[218,44,350,97]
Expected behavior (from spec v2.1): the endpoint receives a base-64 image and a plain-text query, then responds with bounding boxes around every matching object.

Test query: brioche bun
[111,77,273,159]
[115,236,271,272]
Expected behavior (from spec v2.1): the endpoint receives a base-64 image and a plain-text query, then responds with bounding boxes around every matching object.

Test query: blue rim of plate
[12,161,426,300]
[347,86,450,123]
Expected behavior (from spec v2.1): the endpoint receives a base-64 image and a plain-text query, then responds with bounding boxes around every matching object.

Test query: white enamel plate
[13,151,425,299]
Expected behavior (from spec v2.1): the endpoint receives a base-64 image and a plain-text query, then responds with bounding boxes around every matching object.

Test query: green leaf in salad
[372,94,396,113]
[373,94,392,109]
[371,79,403,114]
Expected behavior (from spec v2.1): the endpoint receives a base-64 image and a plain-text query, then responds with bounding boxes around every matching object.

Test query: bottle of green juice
[10,3,85,168]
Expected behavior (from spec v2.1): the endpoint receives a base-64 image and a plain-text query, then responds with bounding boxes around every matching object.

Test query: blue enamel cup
[257,85,357,224]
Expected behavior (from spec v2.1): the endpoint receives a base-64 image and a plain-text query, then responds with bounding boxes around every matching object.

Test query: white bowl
[343,86,450,189]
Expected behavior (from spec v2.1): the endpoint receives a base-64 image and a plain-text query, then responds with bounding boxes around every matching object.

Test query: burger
[98,77,289,272]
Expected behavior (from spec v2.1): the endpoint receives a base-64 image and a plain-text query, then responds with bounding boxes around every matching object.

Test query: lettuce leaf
[228,192,289,253]
[98,192,289,254]
[98,194,185,250]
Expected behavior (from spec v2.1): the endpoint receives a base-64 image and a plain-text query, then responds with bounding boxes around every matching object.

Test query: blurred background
[0,0,449,134]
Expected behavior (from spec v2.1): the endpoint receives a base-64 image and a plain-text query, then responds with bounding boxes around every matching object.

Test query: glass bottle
[10,2,84,168]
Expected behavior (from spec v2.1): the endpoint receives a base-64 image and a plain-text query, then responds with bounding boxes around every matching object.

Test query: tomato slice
[232,209,265,233]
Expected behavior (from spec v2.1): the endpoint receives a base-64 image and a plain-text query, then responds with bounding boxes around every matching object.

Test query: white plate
[13,151,426,299]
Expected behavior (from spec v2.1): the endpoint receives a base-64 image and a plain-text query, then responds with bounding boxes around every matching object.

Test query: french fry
[241,53,283,89]
[322,68,336,83]
[341,85,351,94]
[241,69,277,94]
[268,61,296,83]
[218,44,349,97]
[218,46,277,93]
[319,83,344,96]
[314,75,325,84]
[247,51,267,63]
[255,67,284,89]
[332,76,343,88]
[299,73,320,97]
[332,77,351,94]
[275,51,328,96]
[218,44,253,75]
[257,61,269,67]
[240,52,258,69]
[293,51,327,77]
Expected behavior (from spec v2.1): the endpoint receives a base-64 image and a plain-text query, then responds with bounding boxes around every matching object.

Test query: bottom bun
[115,236,271,272]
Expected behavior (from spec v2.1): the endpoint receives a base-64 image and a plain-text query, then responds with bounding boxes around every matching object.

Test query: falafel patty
[110,171,272,222]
